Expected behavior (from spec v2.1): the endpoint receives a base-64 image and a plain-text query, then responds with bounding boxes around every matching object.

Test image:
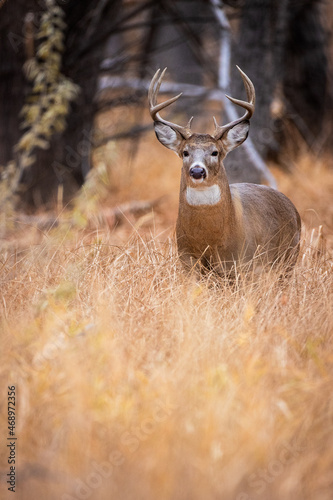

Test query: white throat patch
[186,185,221,206]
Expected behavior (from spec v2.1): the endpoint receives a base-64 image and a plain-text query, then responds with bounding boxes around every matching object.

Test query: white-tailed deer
[148,67,301,275]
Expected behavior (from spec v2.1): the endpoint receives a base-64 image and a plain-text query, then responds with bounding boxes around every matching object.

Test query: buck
[148,67,301,275]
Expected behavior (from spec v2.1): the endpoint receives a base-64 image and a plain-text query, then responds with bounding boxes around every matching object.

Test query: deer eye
[183,151,189,157]
[211,151,218,157]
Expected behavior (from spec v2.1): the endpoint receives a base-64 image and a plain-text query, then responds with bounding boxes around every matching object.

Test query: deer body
[149,68,301,274]
[177,180,301,273]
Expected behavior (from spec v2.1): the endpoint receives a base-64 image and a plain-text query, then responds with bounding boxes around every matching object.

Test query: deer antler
[213,66,255,140]
[148,68,193,140]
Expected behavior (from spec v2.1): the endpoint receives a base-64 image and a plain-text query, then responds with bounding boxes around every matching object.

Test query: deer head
[148,66,255,189]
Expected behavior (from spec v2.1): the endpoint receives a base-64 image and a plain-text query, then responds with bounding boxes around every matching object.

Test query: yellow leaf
[37,43,51,59]
[192,284,203,299]
[34,138,50,150]
[16,131,35,151]
[243,301,255,323]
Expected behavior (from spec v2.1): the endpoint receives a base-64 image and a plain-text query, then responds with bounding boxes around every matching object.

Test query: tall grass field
[1,139,333,500]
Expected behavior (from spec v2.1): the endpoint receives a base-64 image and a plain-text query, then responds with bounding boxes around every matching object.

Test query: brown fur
[174,137,301,275]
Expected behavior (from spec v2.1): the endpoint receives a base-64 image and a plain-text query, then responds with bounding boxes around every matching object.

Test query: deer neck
[177,166,238,250]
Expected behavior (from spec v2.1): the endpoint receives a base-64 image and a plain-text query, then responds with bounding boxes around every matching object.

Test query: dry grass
[1,141,333,500]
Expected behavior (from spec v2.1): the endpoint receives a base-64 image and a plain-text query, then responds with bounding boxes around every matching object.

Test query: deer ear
[154,122,183,154]
[220,120,250,155]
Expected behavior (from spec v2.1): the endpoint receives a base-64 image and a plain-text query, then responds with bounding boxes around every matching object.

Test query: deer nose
[189,166,206,179]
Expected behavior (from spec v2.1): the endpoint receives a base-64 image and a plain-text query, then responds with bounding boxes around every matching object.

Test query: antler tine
[213,66,255,140]
[148,68,160,106]
[149,69,172,112]
[154,68,168,103]
[148,68,162,112]
[148,68,193,139]
[236,65,255,105]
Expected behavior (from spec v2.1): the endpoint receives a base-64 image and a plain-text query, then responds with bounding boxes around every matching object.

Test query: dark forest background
[1,0,332,210]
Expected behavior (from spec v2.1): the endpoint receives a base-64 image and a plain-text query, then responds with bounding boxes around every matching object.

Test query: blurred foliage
[15,0,80,170]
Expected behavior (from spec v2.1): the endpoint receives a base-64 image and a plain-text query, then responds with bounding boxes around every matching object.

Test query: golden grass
[1,143,333,500]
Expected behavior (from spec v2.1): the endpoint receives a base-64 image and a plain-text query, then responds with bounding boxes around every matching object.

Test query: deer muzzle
[190,166,207,180]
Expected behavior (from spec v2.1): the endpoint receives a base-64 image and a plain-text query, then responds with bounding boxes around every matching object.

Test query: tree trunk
[283,0,329,147]
[0,0,35,166]
[147,0,217,86]
[1,0,121,210]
